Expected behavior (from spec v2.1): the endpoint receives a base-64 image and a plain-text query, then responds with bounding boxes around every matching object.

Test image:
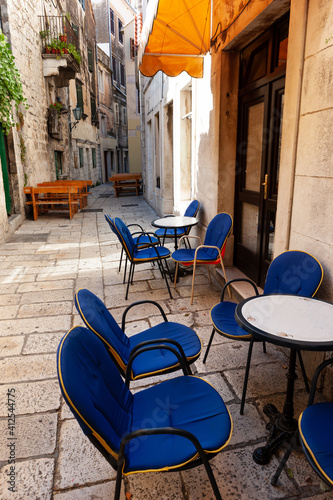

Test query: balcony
[39,15,80,86]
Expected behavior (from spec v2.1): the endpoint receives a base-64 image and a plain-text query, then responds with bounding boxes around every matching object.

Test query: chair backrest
[264,250,323,296]
[114,217,137,258]
[184,200,199,218]
[57,326,132,463]
[105,214,118,236]
[203,213,233,258]
[75,289,130,372]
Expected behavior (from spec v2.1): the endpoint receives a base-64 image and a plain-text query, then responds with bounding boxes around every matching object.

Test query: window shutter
[76,83,84,112]
[114,103,119,125]
[88,47,93,72]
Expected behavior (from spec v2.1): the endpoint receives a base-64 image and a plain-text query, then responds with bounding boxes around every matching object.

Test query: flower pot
[45,47,51,54]
[60,35,67,42]
[52,48,57,54]
[64,49,68,54]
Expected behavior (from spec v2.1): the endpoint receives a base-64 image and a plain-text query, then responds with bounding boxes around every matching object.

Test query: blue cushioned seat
[299,402,333,485]
[57,326,232,500]
[204,250,324,415]
[272,358,333,488]
[105,215,172,300]
[172,212,232,304]
[75,288,202,380]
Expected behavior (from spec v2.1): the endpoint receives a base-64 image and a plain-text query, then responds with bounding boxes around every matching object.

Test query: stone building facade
[0,0,101,243]
[97,46,117,182]
[139,0,333,390]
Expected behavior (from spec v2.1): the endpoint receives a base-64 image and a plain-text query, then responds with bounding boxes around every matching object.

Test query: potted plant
[50,39,58,54]
[59,32,67,43]
[68,43,81,64]
[49,101,63,116]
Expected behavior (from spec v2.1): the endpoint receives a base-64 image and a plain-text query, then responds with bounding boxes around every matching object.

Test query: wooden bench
[24,186,80,220]
[37,180,92,208]
[109,173,142,197]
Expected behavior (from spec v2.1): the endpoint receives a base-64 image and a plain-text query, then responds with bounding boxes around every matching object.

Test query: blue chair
[203,250,324,414]
[105,214,159,282]
[57,326,233,500]
[172,213,233,304]
[154,200,200,247]
[108,216,172,300]
[75,288,202,380]
[272,357,333,487]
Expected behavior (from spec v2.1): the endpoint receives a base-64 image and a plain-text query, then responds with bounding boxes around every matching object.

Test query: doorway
[234,15,288,287]
[0,129,11,215]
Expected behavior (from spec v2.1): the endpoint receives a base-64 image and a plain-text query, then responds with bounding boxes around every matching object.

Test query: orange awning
[138,0,212,79]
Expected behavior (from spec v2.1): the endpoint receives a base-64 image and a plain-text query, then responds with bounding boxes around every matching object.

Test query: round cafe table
[235,294,333,465]
[152,216,198,250]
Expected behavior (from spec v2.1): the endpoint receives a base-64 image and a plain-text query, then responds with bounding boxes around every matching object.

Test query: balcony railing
[39,15,80,64]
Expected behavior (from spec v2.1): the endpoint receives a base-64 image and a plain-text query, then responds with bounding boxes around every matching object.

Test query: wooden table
[37,180,92,208]
[235,294,333,465]
[109,173,142,197]
[24,186,80,220]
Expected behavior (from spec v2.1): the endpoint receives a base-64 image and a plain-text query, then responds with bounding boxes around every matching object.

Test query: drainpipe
[107,0,113,84]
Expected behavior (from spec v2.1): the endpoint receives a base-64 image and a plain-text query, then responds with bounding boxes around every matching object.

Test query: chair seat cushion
[172,248,218,263]
[125,375,232,473]
[155,228,186,238]
[129,322,202,378]
[211,301,251,339]
[299,402,333,485]
[134,246,170,261]
[134,235,159,247]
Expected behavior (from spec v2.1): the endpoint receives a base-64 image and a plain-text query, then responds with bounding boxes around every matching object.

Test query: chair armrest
[220,278,259,302]
[178,234,203,248]
[122,300,168,330]
[127,223,144,231]
[307,357,333,407]
[135,232,157,245]
[125,343,190,386]
[193,244,221,263]
[119,426,209,466]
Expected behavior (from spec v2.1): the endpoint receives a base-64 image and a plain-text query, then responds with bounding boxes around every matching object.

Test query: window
[87,46,93,72]
[120,63,125,87]
[90,95,97,124]
[122,107,127,126]
[72,22,79,39]
[130,38,135,59]
[114,103,119,125]
[76,82,84,112]
[78,0,85,10]
[112,56,117,82]
[118,19,123,44]
[98,69,104,93]
[101,115,106,135]
[54,151,63,179]
[92,148,96,168]
[110,9,115,35]
[79,147,84,168]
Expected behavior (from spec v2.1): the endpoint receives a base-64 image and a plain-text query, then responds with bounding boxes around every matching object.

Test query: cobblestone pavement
[0,184,332,500]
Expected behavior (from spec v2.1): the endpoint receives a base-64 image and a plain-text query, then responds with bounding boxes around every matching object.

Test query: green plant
[24,172,28,187]
[50,101,63,115]
[0,32,28,135]
[68,43,81,64]
[39,30,50,40]
[325,34,333,44]
[19,136,26,163]
[95,180,100,186]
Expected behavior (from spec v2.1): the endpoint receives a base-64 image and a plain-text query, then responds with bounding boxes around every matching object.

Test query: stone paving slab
[0,186,331,499]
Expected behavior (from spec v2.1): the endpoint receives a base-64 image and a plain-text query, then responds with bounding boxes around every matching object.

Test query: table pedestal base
[253,403,298,465]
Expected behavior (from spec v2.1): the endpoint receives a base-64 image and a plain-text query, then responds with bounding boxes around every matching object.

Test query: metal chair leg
[174,262,179,288]
[271,430,299,486]
[203,328,215,363]
[159,258,172,299]
[240,336,255,415]
[297,350,310,393]
[206,265,212,282]
[125,262,134,300]
[119,248,123,272]
[190,260,197,305]
[123,257,128,284]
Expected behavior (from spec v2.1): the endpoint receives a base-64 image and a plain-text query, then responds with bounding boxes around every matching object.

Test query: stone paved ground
[0,184,332,500]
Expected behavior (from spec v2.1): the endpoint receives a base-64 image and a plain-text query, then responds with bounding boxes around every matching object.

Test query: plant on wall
[0,32,28,135]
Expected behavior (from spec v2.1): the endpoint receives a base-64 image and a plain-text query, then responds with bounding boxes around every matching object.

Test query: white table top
[152,216,198,229]
[237,295,333,347]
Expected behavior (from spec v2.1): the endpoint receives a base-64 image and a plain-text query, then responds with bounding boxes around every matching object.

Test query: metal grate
[98,195,111,198]
[7,233,49,243]
[121,204,139,207]
[82,209,103,212]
